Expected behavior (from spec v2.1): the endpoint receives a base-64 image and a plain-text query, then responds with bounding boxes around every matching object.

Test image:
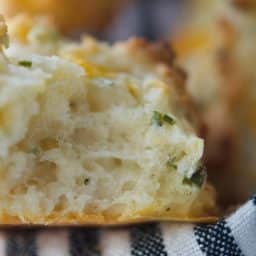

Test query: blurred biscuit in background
[0,0,126,35]
[172,0,256,207]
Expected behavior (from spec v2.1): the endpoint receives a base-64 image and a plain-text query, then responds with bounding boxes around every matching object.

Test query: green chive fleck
[166,155,177,170]
[28,147,39,155]
[151,111,163,126]
[182,177,194,186]
[182,165,207,187]
[166,151,186,170]
[151,111,176,127]
[84,178,90,185]
[163,114,175,125]
[18,60,32,68]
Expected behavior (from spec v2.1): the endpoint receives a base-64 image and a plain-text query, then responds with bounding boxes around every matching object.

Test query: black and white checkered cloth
[0,195,255,256]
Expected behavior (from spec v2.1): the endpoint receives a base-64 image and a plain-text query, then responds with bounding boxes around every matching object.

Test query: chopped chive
[163,114,175,125]
[151,111,176,127]
[28,147,39,155]
[191,165,207,187]
[182,177,193,186]
[84,178,90,185]
[166,155,177,170]
[18,60,32,68]
[169,163,177,170]
[182,165,207,187]
[151,111,163,126]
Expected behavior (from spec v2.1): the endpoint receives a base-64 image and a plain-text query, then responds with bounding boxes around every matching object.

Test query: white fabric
[227,200,256,256]
[37,230,70,256]
[161,223,204,256]
[101,229,131,256]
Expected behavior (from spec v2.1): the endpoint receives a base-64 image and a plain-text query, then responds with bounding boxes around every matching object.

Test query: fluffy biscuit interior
[0,17,216,223]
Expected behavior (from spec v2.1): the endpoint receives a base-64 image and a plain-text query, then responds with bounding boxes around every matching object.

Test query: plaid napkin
[0,194,254,256]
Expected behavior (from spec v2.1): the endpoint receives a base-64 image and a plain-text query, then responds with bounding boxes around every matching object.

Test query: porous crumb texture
[0,16,216,224]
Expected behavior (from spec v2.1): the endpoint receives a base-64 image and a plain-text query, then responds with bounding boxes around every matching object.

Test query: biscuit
[0,17,217,225]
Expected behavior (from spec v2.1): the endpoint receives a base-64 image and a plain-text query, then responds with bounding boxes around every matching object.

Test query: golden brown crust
[125,38,188,89]
[0,213,218,226]
[118,38,200,128]
[0,182,218,226]
[127,39,176,67]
